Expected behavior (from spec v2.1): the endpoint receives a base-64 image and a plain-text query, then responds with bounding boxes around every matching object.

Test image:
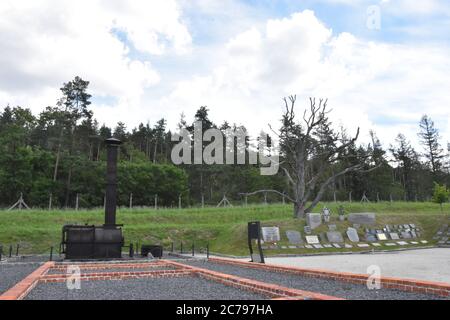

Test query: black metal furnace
[61,138,124,260]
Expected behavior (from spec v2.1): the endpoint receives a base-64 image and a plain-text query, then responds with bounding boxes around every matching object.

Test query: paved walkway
[264,248,450,283]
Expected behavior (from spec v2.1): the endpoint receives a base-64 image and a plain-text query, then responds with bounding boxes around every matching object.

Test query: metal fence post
[49,246,53,261]
[180,242,183,254]
[9,245,12,258]
[192,242,195,257]
[16,244,19,256]
[206,243,209,259]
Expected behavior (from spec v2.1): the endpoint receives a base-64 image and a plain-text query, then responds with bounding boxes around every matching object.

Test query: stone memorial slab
[410,230,417,238]
[365,234,377,242]
[357,244,370,248]
[304,226,312,235]
[332,243,341,248]
[261,227,281,242]
[420,240,428,244]
[389,233,400,240]
[313,244,324,249]
[401,231,412,239]
[376,233,388,241]
[323,244,333,248]
[385,225,391,232]
[348,213,376,225]
[327,231,344,243]
[371,243,381,247]
[286,231,303,245]
[281,246,288,249]
[344,244,353,248]
[319,233,327,243]
[403,224,410,229]
[346,227,360,243]
[305,235,320,244]
[409,224,416,229]
[306,213,322,230]
[376,230,384,234]
[288,246,297,249]
[328,224,337,231]
[304,245,313,249]
[410,241,419,245]
[396,241,408,246]
[385,243,396,247]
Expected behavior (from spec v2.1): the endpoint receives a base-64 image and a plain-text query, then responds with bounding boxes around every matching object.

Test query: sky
[0,0,449,150]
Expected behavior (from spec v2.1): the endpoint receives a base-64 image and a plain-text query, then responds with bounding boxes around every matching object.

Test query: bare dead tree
[259,96,379,218]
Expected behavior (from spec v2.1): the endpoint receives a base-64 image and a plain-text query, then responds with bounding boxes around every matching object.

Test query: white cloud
[0,0,191,117]
[155,10,450,151]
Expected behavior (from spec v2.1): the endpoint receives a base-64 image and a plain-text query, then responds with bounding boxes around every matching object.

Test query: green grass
[0,202,448,255]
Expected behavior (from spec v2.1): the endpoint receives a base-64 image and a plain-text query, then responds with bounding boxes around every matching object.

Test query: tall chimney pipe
[104,138,121,228]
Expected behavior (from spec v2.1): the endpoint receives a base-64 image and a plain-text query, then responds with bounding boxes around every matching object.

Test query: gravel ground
[183,260,448,300]
[25,276,268,300]
[0,263,42,294]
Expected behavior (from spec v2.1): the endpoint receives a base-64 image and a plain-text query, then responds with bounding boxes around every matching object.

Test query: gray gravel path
[183,260,448,300]
[25,276,268,300]
[0,263,42,294]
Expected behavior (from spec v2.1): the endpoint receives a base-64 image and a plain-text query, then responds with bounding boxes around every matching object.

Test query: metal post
[245,195,248,207]
[192,243,195,257]
[282,194,285,205]
[9,245,12,258]
[75,194,79,211]
[180,242,183,254]
[49,193,52,210]
[171,242,174,253]
[129,243,134,258]
[201,194,204,208]
[49,246,53,261]
[178,195,182,209]
[349,191,352,203]
[16,244,19,256]
[334,191,337,203]
[0,245,2,261]
[154,194,158,210]
[206,243,209,259]
[129,193,133,209]
[105,138,121,227]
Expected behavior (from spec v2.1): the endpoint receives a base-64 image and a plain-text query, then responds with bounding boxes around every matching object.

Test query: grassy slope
[0,202,448,255]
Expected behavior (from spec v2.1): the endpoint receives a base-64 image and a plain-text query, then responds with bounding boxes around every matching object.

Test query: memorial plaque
[328,224,337,231]
[403,224,410,229]
[410,241,419,245]
[323,244,333,248]
[365,234,377,242]
[332,243,341,248]
[261,227,281,242]
[327,231,344,243]
[385,243,396,247]
[313,244,324,249]
[344,244,353,248]
[348,213,376,225]
[346,227,360,243]
[305,245,313,249]
[396,241,408,246]
[401,231,412,239]
[288,246,297,249]
[389,232,400,240]
[305,235,320,244]
[409,224,416,229]
[306,213,322,230]
[371,243,381,247]
[376,233,388,241]
[420,240,428,244]
[286,230,303,244]
[304,226,312,235]
[357,244,370,248]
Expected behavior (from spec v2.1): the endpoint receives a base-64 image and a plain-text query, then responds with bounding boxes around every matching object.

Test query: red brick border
[208,257,450,298]
[0,261,55,300]
[40,269,192,283]
[163,260,343,300]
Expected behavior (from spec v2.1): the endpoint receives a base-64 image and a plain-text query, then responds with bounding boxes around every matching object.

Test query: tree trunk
[293,202,306,219]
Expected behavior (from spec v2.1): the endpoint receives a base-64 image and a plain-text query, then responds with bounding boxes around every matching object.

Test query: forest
[0,77,449,209]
